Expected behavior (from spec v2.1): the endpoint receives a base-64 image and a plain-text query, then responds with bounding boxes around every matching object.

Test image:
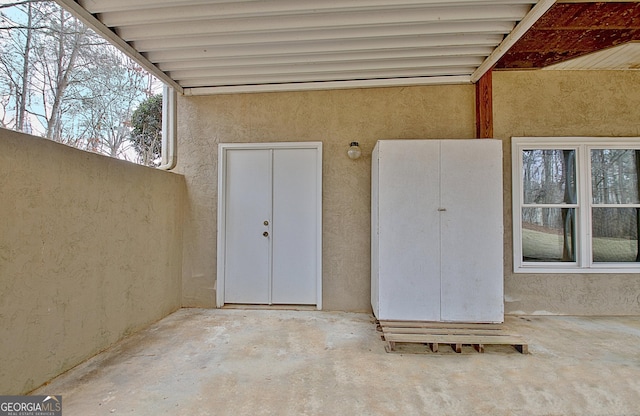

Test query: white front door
[218,143,322,308]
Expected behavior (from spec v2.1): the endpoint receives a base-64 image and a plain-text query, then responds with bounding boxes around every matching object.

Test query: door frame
[217,142,323,309]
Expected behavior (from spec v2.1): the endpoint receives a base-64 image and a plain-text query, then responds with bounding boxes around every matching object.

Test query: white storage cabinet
[371,139,504,322]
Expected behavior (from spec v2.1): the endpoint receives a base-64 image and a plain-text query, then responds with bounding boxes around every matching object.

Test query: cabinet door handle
[438,208,447,212]
[263,231,269,237]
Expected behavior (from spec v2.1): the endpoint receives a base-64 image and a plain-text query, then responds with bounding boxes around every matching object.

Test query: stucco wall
[0,129,185,394]
[177,70,640,316]
[176,85,475,310]
[494,70,640,315]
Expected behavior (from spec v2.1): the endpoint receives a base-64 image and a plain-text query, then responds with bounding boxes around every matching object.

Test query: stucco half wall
[0,129,186,394]
[176,85,476,311]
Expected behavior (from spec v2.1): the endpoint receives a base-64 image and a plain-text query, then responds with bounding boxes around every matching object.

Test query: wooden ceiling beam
[471,0,556,82]
[496,2,640,69]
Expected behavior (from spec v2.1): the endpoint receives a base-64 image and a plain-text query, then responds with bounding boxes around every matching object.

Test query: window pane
[591,149,640,204]
[523,149,576,204]
[592,208,639,262]
[522,207,575,262]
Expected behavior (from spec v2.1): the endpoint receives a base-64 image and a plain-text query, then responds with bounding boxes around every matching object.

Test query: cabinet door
[377,140,441,321]
[439,140,504,322]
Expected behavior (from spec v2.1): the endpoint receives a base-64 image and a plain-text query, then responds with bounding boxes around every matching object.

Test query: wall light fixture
[347,142,362,160]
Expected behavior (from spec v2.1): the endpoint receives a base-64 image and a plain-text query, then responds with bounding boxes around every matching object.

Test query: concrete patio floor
[33,309,640,415]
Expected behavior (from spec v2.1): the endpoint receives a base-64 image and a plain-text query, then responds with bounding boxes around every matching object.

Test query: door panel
[377,140,441,321]
[224,149,272,304]
[272,148,318,304]
[439,140,504,322]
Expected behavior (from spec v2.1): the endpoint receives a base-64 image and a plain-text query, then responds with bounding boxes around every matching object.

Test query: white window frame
[512,137,640,273]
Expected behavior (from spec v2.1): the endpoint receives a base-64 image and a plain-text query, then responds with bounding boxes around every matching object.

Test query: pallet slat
[379,320,502,330]
[384,333,526,345]
[378,320,528,354]
[382,327,507,336]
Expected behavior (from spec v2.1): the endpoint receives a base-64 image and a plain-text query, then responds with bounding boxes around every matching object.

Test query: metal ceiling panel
[56,0,550,95]
[131,21,517,51]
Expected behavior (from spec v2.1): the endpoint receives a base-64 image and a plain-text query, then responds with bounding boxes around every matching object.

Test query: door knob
[263,231,269,237]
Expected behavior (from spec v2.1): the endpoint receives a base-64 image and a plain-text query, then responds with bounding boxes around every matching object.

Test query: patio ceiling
[496,1,640,69]
[56,0,552,95]
[54,1,640,95]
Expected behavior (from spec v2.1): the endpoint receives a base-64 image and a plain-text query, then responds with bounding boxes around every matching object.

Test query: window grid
[513,137,640,273]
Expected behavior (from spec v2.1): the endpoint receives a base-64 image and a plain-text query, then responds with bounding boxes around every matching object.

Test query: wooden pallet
[378,320,528,354]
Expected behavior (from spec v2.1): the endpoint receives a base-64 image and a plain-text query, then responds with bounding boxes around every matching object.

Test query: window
[512,137,640,273]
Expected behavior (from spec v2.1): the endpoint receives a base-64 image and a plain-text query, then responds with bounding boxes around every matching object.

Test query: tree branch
[0,1,48,10]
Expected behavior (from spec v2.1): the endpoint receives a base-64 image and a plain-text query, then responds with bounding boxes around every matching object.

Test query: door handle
[438,208,447,212]
[263,231,269,237]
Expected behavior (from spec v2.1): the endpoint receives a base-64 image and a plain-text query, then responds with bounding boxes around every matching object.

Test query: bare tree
[1,1,55,133]
[15,0,31,130]
[0,0,159,163]
[33,4,97,140]
[76,51,153,159]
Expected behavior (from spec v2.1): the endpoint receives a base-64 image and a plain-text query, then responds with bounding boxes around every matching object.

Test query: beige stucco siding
[493,70,640,315]
[177,70,640,315]
[176,85,475,310]
[0,129,186,394]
